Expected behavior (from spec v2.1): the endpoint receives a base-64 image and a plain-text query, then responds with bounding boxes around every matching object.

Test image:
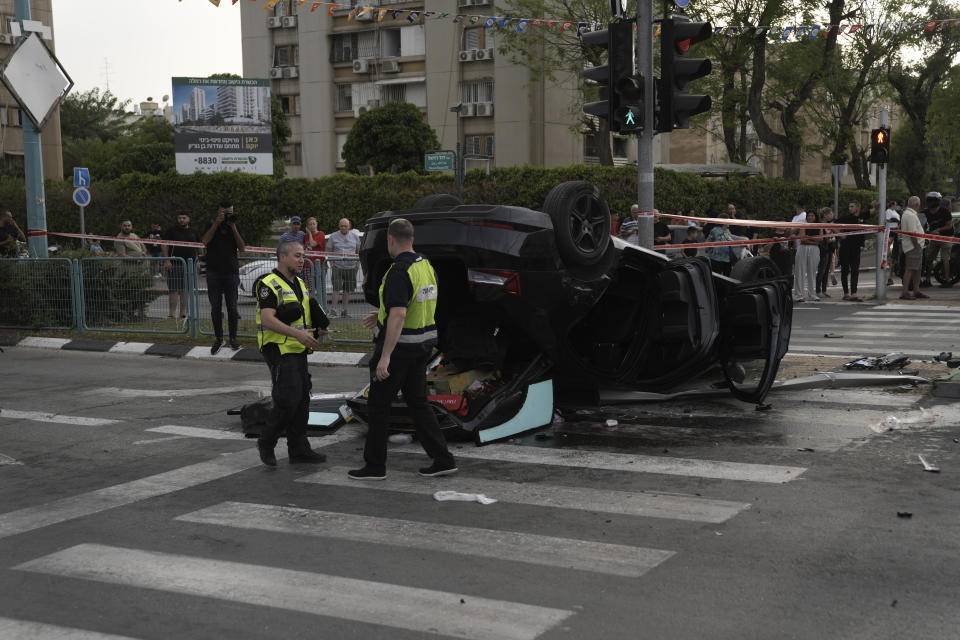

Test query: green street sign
[425,151,455,172]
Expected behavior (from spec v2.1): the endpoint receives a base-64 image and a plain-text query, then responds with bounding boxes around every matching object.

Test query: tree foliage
[927,64,960,193]
[271,94,291,179]
[60,88,131,142]
[342,102,439,174]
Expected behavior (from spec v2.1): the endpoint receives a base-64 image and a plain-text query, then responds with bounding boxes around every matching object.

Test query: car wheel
[414,193,463,209]
[542,181,611,266]
[730,256,781,282]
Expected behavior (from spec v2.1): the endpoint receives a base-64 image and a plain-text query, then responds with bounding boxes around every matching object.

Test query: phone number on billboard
[194,157,219,165]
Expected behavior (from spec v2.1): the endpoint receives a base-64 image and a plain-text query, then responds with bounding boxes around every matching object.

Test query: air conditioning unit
[382,60,400,73]
[283,66,299,78]
[269,67,283,79]
[458,49,476,62]
[0,34,13,44]
[367,100,381,108]
[475,47,494,61]
[356,11,374,21]
[472,0,491,6]
[282,15,297,28]
[460,103,476,117]
[457,0,472,6]
[267,17,282,28]
[354,105,368,118]
[476,102,494,117]
[353,58,371,73]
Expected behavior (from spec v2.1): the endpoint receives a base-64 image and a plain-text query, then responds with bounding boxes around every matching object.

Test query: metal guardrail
[0,256,376,346]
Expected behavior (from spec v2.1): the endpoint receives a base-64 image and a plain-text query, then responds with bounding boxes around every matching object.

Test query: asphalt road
[1,348,958,639]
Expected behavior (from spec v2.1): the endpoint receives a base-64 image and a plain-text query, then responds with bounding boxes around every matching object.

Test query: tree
[271,94,291,180]
[744,0,844,181]
[885,0,960,194]
[342,102,439,174]
[60,88,131,142]
[927,65,960,193]
[497,0,613,164]
[64,118,175,180]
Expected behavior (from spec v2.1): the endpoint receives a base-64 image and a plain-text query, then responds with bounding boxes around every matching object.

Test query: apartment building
[240,0,593,177]
[0,0,63,180]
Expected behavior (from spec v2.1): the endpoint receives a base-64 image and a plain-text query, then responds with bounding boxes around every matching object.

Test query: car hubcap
[568,193,605,254]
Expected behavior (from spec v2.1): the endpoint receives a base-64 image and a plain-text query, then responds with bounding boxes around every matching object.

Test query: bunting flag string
[196,1,960,43]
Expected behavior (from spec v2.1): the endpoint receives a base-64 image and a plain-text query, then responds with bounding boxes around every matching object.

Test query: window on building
[278,95,300,116]
[331,33,357,63]
[380,84,406,104]
[284,142,302,166]
[485,135,495,158]
[273,45,299,67]
[380,29,401,58]
[3,152,24,177]
[460,78,494,104]
[4,106,22,127]
[400,25,425,56]
[357,31,377,59]
[336,85,352,112]
[337,133,348,162]
[273,0,297,15]
[462,27,494,50]
[584,135,599,158]
[464,135,494,156]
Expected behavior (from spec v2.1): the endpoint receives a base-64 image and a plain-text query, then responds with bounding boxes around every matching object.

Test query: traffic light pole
[875,108,889,301]
[635,0,654,249]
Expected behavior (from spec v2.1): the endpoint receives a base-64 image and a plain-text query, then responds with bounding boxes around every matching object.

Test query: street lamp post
[449,103,463,201]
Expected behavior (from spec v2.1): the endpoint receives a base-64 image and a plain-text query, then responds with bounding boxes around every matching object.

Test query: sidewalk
[803,271,960,307]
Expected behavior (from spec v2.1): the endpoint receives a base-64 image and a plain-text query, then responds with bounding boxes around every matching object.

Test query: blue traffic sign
[674,0,690,6]
[73,167,90,187]
[73,187,91,207]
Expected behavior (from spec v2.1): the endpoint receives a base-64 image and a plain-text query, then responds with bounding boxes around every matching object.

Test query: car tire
[542,181,610,266]
[730,256,781,282]
[414,193,463,209]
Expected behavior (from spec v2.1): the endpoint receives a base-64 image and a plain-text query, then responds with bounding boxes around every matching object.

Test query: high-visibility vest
[376,254,438,353]
[256,271,312,354]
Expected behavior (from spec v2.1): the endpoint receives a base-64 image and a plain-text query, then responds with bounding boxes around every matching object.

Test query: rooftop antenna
[103,58,110,90]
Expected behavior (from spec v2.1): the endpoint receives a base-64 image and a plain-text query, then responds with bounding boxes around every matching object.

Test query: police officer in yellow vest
[255,241,329,467]
[349,218,457,480]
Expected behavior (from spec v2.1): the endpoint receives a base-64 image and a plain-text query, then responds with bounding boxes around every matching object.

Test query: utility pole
[635,0,654,249]
[14,0,48,258]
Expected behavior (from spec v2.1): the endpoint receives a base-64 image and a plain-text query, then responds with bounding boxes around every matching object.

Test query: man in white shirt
[884,203,901,285]
[619,204,640,245]
[899,196,927,300]
[790,202,807,299]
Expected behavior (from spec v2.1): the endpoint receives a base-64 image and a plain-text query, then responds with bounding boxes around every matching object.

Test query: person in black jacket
[836,201,868,302]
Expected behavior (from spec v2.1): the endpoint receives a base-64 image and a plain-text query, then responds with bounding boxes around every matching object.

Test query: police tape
[657,211,884,231]
[655,228,875,251]
[893,229,960,244]
[47,232,359,258]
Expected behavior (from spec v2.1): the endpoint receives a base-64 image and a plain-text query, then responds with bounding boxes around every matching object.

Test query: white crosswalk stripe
[14,544,574,640]
[788,306,957,358]
[391,443,806,483]
[0,617,141,639]
[176,501,675,578]
[299,467,751,522]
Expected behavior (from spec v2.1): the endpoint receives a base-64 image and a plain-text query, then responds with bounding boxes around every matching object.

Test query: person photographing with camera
[202,200,246,354]
[255,241,331,467]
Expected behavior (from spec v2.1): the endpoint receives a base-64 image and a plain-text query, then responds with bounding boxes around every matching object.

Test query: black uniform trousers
[258,344,313,455]
[838,243,862,294]
[363,347,454,474]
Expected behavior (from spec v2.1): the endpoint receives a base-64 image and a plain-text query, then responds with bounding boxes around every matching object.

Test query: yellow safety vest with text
[256,272,312,354]
[377,255,438,352]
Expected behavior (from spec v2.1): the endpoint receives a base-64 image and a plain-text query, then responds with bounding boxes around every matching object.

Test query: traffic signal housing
[658,14,712,133]
[582,20,640,135]
[869,127,890,164]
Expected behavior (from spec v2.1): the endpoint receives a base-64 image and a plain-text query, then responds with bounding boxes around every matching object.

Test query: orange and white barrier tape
[47,232,359,259]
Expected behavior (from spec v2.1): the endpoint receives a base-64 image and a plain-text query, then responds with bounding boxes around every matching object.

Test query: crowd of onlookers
[609,192,958,300]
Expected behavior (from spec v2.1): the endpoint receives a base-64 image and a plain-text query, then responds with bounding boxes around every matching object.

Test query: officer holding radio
[255,241,330,467]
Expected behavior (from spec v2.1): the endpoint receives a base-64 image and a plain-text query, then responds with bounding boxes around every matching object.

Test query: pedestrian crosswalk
[5,433,807,639]
[788,304,959,360]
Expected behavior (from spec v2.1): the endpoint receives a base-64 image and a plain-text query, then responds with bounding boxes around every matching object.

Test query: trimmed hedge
[0,166,900,247]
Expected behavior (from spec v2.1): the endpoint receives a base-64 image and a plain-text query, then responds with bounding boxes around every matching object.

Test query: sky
[50,0,243,110]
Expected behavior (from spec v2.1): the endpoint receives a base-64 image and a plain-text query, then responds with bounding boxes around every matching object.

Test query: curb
[8,336,367,367]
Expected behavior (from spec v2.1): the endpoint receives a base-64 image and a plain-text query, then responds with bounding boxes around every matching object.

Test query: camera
[224,211,238,224]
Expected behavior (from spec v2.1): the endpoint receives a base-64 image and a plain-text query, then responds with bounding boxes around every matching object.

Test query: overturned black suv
[347,182,793,444]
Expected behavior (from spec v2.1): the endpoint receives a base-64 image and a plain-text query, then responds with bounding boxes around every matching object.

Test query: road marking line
[178,501,675,578]
[298,467,749,522]
[184,346,238,360]
[785,344,936,355]
[0,616,141,639]
[132,435,192,446]
[87,385,269,398]
[0,452,23,465]
[845,313,960,323]
[145,425,240,440]
[0,409,120,427]
[0,426,363,540]
[392,444,805,483]
[15,544,572,640]
[873,304,959,313]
